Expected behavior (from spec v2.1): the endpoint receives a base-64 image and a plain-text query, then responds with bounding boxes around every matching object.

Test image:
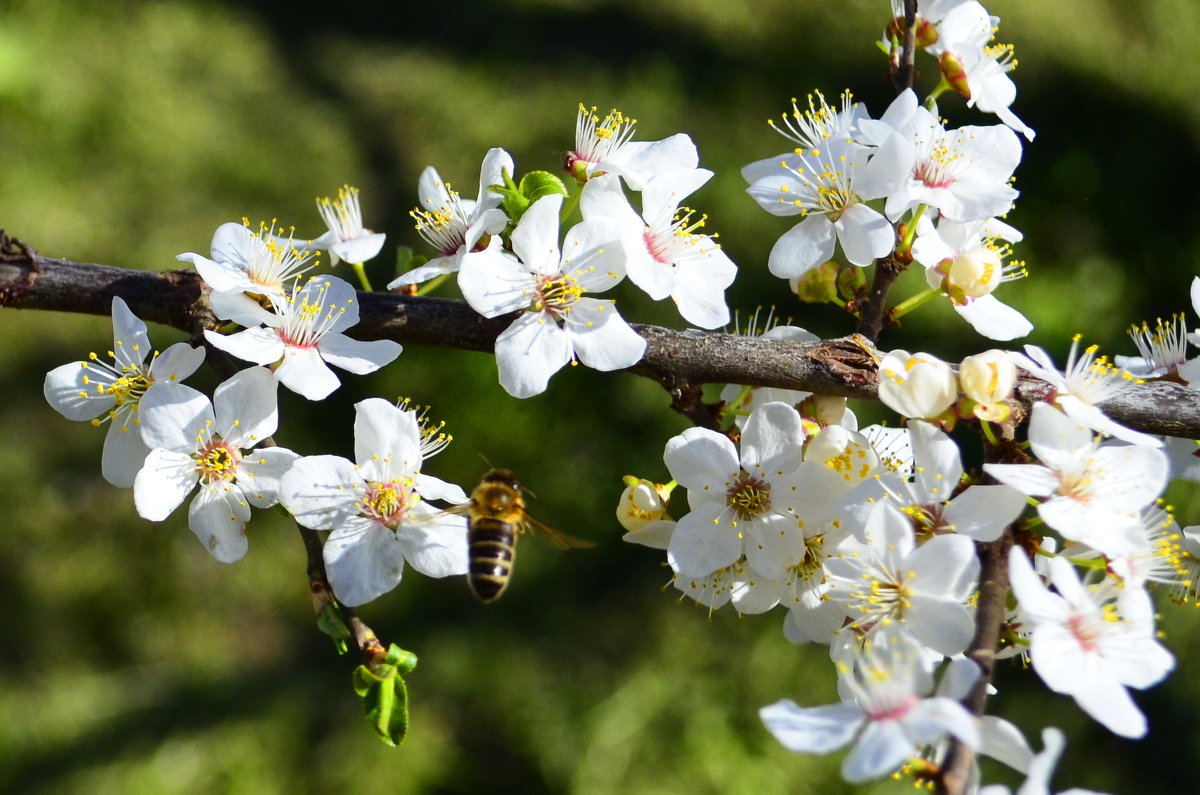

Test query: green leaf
[517,171,568,204]
[354,662,411,746]
[385,644,418,674]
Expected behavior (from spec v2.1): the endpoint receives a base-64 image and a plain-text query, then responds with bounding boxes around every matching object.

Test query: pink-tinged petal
[331,232,386,265]
[353,398,422,478]
[981,462,1058,497]
[768,214,836,279]
[204,327,284,367]
[139,384,213,451]
[397,503,469,578]
[760,699,863,754]
[566,301,646,371]
[834,203,894,266]
[110,297,152,370]
[740,401,805,473]
[494,312,573,398]
[44,361,113,420]
[324,518,407,606]
[318,332,402,375]
[213,367,278,446]
[458,248,537,317]
[279,454,362,529]
[188,484,251,563]
[954,294,1033,341]
[905,593,975,656]
[943,485,1026,541]
[664,426,739,493]
[275,346,340,401]
[667,502,741,578]
[102,418,151,488]
[510,194,563,275]
[841,719,914,782]
[134,448,198,521]
[237,446,299,508]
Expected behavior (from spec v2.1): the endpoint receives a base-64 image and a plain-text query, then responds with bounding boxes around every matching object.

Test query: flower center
[532,274,583,318]
[726,472,772,521]
[196,440,241,483]
[360,479,420,528]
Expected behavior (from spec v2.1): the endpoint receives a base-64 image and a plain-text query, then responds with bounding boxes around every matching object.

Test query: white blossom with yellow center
[203,275,402,401]
[280,398,469,607]
[459,194,645,398]
[44,297,205,487]
[134,367,298,564]
[565,103,698,191]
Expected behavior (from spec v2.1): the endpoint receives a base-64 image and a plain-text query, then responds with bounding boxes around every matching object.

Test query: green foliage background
[1,0,1199,792]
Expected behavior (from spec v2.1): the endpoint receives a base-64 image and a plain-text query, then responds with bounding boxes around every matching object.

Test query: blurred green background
[2,0,1200,792]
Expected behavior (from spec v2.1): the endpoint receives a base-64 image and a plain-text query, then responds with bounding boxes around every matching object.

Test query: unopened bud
[791,260,840,303]
[878,350,958,420]
[885,16,939,49]
[836,264,869,301]
[940,248,1002,304]
[939,52,971,99]
[798,394,847,427]
[959,350,1016,422]
[617,476,668,532]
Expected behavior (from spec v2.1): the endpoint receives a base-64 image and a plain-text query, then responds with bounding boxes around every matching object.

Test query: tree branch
[4,243,1200,439]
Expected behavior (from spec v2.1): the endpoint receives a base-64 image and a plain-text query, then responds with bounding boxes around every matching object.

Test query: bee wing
[405,500,473,527]
[520,513,596,550]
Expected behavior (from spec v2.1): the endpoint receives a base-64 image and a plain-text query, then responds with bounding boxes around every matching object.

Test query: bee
[462,468,593,603]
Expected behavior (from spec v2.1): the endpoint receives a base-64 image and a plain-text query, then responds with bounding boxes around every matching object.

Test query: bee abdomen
[468,520,516,603]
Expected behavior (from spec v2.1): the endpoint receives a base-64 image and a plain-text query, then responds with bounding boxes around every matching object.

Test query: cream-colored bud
[943,248,1002,301]
[960,349,1017,405]
[616,479,666,532]
[878,349,958,420]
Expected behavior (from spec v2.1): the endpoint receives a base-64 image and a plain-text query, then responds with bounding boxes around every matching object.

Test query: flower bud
[790,260,839,303]
[878,350,958,420]
[616,476,668,532]
[798,394,848,427]
[939,51,971,99]
[836,264,869,301]
[938,247,1002,304]
[885,16,939,49]
[960,350,1017,405]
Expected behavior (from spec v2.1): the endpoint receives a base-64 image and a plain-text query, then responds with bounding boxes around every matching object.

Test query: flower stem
[348,262,373,292]
[560,187,582,225]
[416,273,451,296]
[891,286,942,319]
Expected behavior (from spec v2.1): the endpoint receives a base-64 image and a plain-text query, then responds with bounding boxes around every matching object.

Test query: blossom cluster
[36,0,1200,789]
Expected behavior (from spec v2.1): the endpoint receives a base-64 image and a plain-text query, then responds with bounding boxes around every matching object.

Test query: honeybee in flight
[461,468,594,603]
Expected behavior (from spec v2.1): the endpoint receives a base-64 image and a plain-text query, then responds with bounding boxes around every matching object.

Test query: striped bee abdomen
[467,518,517,603]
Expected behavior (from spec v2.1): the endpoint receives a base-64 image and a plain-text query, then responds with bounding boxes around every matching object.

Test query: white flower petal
[279,455,363,530]
[324,518,408,606]
[768,214,836,279]
[188,484,251,563]
[318,332,402,375]
[494,312,573,398]
[275,346,341,400]
[134,448,198,521]
[237,446,300,508]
